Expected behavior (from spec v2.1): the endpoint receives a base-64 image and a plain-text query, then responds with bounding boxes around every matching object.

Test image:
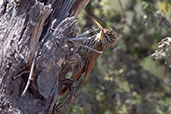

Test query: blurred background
[67,0,171,114]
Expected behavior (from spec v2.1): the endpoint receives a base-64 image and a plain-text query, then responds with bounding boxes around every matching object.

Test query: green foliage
[68,0,171,113]
[72,105,84,114]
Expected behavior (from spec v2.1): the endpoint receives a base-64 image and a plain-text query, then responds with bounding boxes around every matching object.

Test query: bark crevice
[0,0,90,113]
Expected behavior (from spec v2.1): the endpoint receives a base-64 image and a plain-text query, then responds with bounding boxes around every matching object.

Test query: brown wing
[71,60,85,80]
[83,51,100,81]
[59,61,85,96]
[71,66,85,80]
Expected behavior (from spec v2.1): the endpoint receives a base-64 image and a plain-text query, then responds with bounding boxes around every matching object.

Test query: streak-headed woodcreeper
[59,20,117,95]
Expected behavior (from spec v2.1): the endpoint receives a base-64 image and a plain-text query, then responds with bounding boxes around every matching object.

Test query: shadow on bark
[0,0,90,113]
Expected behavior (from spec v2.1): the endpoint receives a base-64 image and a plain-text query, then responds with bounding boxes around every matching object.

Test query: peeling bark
[0,0,90,114]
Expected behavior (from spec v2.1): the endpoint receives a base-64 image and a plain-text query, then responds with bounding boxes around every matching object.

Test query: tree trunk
[0,0,89,114]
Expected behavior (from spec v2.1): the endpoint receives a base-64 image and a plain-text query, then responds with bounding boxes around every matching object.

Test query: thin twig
[13,71,29,80]
[76,42,103,54]
[21,19,56,96]
[68,40,103,54]
[69,37,91,41]
[21,42,45,96]
[69,35,95,41]
[76,28,99,38]
[118,0,127,20]
[118,0,136,30]
[21,52,37,96]
[21,40,43,96]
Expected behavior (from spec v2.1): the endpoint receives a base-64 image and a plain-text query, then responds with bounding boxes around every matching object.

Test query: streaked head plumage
[94,19,117,48]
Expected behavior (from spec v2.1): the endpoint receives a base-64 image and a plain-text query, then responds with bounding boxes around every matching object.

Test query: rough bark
[0,0,90,114]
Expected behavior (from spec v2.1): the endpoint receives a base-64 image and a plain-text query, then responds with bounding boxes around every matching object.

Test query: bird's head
[94,20,117,49]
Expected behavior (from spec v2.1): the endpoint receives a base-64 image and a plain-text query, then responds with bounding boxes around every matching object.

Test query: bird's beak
[94,19,104,40]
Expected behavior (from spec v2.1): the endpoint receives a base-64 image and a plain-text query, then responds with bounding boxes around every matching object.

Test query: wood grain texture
[71,0,90,16]
[0,0,90,114]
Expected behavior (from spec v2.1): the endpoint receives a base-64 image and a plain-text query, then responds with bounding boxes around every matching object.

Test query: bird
[59,19,117,96]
